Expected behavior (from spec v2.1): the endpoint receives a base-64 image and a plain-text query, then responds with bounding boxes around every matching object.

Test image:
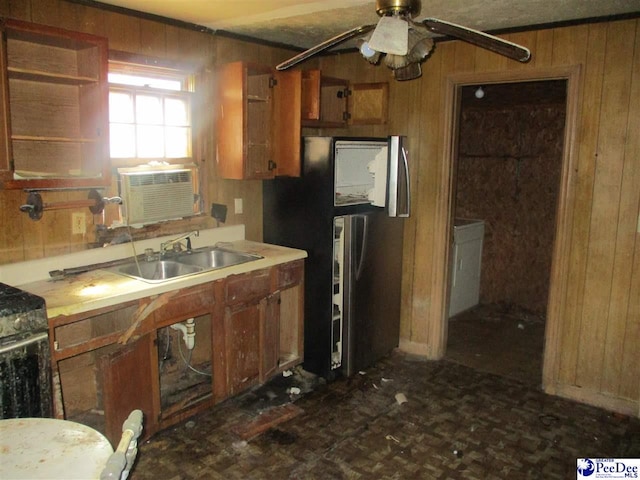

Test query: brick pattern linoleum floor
[131,350,640,480]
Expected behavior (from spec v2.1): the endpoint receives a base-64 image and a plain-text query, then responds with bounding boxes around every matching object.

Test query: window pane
[165,127,190,158]
[109,73,182,91]
[137,126,164,157]
[165,98,188,126]
[110,124,136,158]
[109,92,134,123]
[136,95,163,125]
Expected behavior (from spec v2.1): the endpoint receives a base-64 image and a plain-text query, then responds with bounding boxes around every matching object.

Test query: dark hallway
[446,80,567,387]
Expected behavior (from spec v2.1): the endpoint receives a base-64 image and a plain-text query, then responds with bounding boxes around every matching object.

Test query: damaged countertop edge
[2,228,307,319]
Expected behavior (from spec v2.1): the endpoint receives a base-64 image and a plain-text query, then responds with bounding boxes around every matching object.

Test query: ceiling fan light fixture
[406,29,434,63]
[368,15,409,55]
[358,41,381,64]
[384,53,409,69]
[393,62,422,81]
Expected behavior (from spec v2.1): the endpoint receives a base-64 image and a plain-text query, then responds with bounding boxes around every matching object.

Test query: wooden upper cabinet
[215,61,301,180]
[301,70,349,127]
[348,82,389,125]
[0,19,110,190]
[301,69,388,127]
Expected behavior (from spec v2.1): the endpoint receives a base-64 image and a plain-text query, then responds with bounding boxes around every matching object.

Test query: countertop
[18,240,307,320]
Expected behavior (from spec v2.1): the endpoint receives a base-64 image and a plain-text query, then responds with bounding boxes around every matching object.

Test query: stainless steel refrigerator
[263,136,410,379]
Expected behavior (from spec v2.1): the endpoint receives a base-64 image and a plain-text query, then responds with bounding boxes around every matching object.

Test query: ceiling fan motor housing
[375,0,420,17]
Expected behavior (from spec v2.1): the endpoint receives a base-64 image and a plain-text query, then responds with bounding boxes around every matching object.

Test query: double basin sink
[110,246,262,283]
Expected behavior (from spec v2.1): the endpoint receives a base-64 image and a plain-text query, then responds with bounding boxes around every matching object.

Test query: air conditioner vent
[119,166,198,225]
[128,171,192,187]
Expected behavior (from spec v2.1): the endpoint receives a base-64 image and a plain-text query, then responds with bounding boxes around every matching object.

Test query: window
[106,60,203,227]
[108,62,194,165]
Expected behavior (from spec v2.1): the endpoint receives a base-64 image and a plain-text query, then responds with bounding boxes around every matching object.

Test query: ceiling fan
[276,0,531,81]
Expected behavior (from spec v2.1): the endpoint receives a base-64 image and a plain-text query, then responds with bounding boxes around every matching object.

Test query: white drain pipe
[170,318,195,350]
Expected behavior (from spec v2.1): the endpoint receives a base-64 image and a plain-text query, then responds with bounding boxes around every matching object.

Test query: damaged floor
[132,350,640,479]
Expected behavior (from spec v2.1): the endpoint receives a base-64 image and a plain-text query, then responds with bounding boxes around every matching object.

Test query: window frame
[107,59,196,168]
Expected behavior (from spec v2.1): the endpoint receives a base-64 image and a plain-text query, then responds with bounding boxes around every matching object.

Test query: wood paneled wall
[1,1,637,416]
[317,19,639,416]
[0,0,295,263]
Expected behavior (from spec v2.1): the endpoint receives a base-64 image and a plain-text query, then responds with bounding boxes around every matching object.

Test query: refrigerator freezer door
[368,147,388,208]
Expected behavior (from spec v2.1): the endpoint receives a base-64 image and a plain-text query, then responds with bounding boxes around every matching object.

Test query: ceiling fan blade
[276,24,376,71]
[421,18,531,62]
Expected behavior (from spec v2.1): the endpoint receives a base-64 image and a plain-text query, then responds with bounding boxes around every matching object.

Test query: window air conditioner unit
[119,165,198,225]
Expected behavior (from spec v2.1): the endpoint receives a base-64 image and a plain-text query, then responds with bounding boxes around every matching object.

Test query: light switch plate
[234,198,243,215]
[72,212,86,234]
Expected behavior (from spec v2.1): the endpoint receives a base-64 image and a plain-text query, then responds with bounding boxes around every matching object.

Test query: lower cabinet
[100,334,157,443]
[49,260,303,445]
[225,302,261,395]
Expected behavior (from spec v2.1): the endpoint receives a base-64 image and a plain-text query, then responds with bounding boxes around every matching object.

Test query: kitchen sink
[109,247,262,283]
[116,260,203,282]
[176,247,262,269]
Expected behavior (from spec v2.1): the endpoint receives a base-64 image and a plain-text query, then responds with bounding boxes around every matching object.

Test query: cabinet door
[301,70,348,128]
[0,19,110,190]
[272,70,301,177]
[347,82,389,125]
[216,62,276,180]
[260,292,280,381]
[100,334,158,445]
[216,61,247,180]
[224,302,261,395]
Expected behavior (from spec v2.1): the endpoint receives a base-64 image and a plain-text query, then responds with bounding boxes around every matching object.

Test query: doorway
[444,80,568,386]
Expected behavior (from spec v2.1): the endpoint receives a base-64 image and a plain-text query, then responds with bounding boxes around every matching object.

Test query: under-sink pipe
[170,318,195,350]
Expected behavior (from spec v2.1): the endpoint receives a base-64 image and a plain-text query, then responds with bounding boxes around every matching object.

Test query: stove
[0,283,48,339]
[0,282,52,418]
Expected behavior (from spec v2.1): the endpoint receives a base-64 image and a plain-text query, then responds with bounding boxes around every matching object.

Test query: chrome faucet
[160,230,199,255]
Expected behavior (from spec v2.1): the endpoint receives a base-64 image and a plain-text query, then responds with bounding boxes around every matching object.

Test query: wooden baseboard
[548,383,639,418]
[398,339,437,359]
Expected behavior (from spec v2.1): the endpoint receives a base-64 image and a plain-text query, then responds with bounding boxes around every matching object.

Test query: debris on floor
[133,351,640,480]
[229,403,304,440]
[395,392,408,405]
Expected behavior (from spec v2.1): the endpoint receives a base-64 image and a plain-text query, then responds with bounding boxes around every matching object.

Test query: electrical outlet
[234,198,243,215]
[72,212,86,235]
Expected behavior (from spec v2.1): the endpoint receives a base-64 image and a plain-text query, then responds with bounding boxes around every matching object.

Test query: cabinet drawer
[153,283,216,327]
[225,269,271,305]
[277,260,304,289]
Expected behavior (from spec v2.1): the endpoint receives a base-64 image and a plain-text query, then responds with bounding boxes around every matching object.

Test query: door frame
[435,65,582,391]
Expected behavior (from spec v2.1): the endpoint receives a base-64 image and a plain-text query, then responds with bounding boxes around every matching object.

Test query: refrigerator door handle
[355,214,369,281]
[387,135,411,218]
[400,146,411,218]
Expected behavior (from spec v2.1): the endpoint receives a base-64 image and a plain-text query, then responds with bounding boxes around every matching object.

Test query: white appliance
[118,165,199,225]
[449,218,485,317]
